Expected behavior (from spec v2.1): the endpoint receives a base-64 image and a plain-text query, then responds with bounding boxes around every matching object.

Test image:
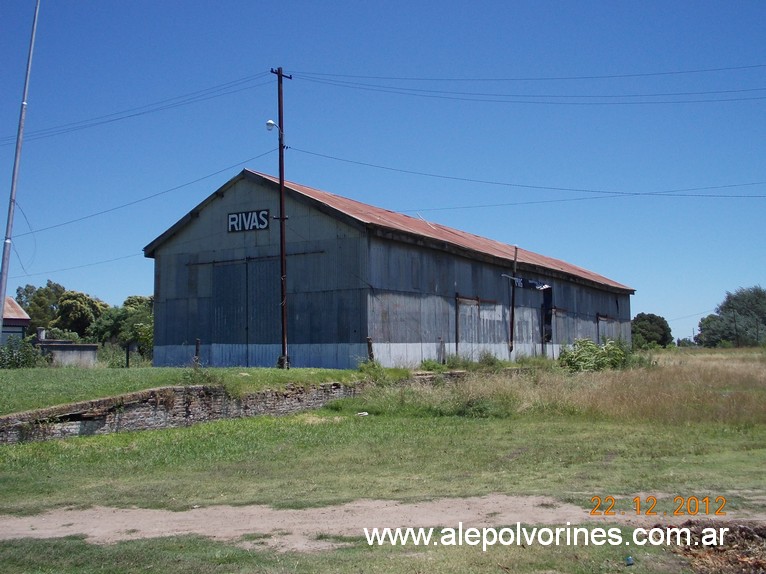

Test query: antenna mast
[0,0,41,337]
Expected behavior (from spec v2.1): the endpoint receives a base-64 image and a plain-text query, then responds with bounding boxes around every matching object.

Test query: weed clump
[0,336,46,369]
[357,360,408,384]
[181,363,223,386]
[558,339,633,372]
[419,352,517,373]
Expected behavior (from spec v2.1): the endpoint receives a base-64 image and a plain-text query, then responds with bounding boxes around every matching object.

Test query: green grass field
[0,532,691,574]
[0,348,764,573]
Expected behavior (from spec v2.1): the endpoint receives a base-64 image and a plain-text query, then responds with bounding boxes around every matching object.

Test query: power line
[402,188,766,212]
[0,72,272,146]
[10,147,762,283]
[290,147,766,200]
[667,310,717,322]
[13,149,276,238]
[287,63,766,82]
[9,253,142,280]
[294,74,766,99]
[5,62,762,149]
[294,75,766,105]
[10,142,764,244]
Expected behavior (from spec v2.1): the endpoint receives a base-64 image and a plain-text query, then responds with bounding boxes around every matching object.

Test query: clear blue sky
[1,0,764,342]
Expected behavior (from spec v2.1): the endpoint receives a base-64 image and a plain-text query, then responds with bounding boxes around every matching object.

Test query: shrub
[356,360,409,384]
[419,358,446,372]
[558,338,633,373]
[0,336,46,369]
[45,328,81,341]
[445,354,472,370]
[97,343,152,368]
[477,350,502,371]
[602,339,630,369]
[181,363,223,386]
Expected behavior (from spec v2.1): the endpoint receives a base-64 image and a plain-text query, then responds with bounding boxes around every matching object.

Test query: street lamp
[268,67,291,369]
[266,114,288,368]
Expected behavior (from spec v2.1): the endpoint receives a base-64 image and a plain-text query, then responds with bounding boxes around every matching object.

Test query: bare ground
[1,494,763,553]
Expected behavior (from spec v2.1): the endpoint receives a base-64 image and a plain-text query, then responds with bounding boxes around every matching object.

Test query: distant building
[35,331,98,367]
[144,170,634,368]
[1,297,31,344]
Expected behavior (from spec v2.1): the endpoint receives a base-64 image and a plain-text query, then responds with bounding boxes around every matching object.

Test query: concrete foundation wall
[41,343,99,367]
[0,383,362,445]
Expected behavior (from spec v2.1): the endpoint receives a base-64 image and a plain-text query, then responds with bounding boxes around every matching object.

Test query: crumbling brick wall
[0,383,361,445]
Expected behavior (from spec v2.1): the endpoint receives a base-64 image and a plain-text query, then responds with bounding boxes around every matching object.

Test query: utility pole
[270,67,292,368]
[0,0,41,339]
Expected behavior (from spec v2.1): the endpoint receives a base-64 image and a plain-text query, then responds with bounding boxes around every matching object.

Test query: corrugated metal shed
[145,170,634,368]
[3,297,30,326]
[145,170,633,295]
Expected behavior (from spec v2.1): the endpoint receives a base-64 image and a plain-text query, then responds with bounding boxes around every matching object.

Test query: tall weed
[0,337,46,369]
[558,338,634,372]
[328,374,520,419]
[335,350,765,426]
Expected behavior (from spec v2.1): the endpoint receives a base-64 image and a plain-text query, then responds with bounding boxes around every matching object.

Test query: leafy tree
[695,314,732,348]
[88,295,153,356]
[15,282,153,353]
[631,312,673,349]
[87,306,124,344]
[15,280,66,334]
[696,286,766,347]
[133,320,154,358]
[50,291,109,337]
[121,296,153,356]
[123,295,152,311]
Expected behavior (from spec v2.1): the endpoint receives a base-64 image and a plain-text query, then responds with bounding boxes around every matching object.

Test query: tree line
[631,286,765,349]
[14,280,153,357]
[694,286,765,348]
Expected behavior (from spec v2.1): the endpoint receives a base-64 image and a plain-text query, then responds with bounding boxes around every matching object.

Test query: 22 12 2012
[590,495,727,516]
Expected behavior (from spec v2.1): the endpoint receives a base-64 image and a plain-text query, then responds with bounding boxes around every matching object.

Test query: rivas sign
[228,210,270,232]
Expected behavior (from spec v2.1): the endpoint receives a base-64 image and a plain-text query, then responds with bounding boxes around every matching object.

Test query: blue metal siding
[248,259,281,344]
[212,262,247,345]
[151,176,631,368]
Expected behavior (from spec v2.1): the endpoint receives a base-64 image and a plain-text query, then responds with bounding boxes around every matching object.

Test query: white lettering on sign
[228,210,270,232]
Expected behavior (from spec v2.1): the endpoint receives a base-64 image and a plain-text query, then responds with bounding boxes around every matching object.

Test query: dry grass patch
[570,362,765,424]
[447,349,766,425]
[654,348,766,367]
[332,348,766,426]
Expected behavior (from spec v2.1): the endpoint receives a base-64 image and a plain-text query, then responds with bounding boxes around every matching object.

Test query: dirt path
[2,494,761,552]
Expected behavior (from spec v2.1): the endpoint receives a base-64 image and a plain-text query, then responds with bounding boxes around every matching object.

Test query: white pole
[0,0,41,337]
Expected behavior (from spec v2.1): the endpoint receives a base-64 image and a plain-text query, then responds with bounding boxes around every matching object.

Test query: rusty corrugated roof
[251,170,633,292]
[3,297,30,323]
[144,170,633,292]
